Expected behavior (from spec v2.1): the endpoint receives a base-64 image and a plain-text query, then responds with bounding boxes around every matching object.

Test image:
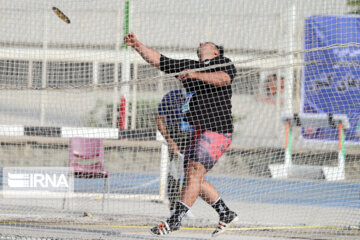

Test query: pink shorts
[184,130,232,171]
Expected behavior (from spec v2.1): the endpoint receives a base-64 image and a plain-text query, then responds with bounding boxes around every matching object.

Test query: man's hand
[177,69,193,82]
[168,139,180,154]
[124,33,161,68]
[124,32,138,48]
[178,68,230,86]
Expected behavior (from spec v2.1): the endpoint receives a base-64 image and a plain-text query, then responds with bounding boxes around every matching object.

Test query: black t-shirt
[160,55,236,133]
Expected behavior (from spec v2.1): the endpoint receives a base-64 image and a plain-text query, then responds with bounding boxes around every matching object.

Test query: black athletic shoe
[212,211,239,237]
[150,220,180,236]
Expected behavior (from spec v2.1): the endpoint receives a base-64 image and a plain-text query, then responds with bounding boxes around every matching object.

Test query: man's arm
[177,70,231,87]
[156,114,179,154]
[124,33,161,69]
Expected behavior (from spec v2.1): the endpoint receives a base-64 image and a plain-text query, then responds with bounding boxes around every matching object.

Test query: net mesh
[0,0,360,239]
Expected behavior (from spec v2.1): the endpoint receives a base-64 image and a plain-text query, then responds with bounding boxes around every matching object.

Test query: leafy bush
[103,100,158,129]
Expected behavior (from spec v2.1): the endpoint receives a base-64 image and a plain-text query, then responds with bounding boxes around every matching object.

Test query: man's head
[197,42,224,62]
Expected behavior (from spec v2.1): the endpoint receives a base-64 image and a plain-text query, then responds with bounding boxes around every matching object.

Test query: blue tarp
[302,15,360,142]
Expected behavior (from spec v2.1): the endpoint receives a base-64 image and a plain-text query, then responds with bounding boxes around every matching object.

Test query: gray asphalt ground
[1,196,360,240]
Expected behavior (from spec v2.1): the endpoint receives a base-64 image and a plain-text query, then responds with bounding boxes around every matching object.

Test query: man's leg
[181,160,207,206]
[150,159,203,236]
[190,131,238,237]
[167,175,180,211]
[151,131,237,236]
[167,152,180,212]
[199,179,219,204]
[165,160,206,229]
[178,160,238,238]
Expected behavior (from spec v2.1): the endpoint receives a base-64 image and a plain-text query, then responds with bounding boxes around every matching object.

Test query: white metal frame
[269,113,350,181]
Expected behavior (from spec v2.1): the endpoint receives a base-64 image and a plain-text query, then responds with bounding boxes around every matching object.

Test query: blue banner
[303,15,360,142]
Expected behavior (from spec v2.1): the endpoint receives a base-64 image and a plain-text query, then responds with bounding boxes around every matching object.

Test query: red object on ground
[119,96,126,130]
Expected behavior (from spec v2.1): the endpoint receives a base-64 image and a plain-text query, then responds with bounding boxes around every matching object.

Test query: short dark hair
[197,42,224,58]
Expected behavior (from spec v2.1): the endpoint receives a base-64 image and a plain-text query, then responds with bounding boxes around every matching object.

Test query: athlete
[125,33,238,237]
[156,90,192,214]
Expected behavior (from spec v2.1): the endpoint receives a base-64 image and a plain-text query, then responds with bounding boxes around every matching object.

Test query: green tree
[347,0,360,14]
